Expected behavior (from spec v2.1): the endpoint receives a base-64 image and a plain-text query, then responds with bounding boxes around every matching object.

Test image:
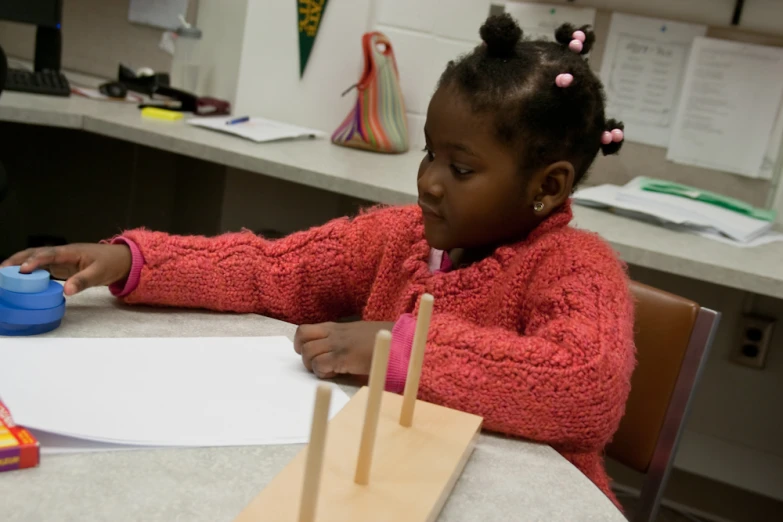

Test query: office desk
[0,288,625,522]
[1,92,782,299]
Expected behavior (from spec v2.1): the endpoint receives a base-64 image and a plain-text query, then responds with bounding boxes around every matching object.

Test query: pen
[226,116,250,125]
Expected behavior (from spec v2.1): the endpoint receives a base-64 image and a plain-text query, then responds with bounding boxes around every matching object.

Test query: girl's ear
[531,161,575,217]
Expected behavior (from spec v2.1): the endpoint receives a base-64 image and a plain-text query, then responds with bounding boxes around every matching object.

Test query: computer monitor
[0,0,63,72]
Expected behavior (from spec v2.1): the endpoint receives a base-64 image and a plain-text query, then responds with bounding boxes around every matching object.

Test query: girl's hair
[438,13,624,185]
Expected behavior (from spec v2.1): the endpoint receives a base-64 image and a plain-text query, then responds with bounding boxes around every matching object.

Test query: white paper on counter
[188,116,326,143]
[0,337,350,451]
[504,2,596,43]
[667,37,783,178]
[599,13,707,147]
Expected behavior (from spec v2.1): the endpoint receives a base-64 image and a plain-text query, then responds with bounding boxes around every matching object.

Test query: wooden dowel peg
[400,293,434,427]
[354,330,391,485]
[298,384,332,522]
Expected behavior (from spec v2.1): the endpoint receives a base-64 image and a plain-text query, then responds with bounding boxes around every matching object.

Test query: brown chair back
[608,281,699,471]
[607,281,720,522]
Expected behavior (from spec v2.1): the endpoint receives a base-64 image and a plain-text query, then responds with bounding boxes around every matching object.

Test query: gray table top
[0,289,624,522]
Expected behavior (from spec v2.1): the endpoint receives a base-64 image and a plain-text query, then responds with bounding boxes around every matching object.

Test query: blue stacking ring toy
[0,280,64,309]
[0,320,62,336]
[0,266,50,293]
[0,266,65,336]
[0,299,65,325]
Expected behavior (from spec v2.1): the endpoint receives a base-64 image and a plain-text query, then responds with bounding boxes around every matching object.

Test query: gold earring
[533,201,545,212]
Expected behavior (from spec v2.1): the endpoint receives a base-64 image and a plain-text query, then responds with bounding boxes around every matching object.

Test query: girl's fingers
[300,338,333,371]
[310,352,338,379]
[19,247,81,273]
[0,249,35,269]
[63,263,103,296]
[293,323,332,354]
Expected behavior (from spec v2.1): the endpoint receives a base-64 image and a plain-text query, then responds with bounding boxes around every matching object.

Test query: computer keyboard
[4,68,70,97]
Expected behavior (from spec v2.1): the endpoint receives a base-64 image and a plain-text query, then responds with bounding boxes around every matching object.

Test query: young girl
[3,15,634,507]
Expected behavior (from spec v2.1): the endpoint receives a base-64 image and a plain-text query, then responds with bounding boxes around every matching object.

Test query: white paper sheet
[599,14,706,147]
[30,429,140,455]
[0,337,350,451]
[128,0,189,31]
[504,2,596,43]
[667,37,783,178]
[188,117,326,143]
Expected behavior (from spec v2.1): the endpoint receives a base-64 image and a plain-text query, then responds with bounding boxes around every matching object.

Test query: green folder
[638,177,776,222]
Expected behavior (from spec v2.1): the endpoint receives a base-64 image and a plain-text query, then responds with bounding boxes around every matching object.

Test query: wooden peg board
[233,387,483,522]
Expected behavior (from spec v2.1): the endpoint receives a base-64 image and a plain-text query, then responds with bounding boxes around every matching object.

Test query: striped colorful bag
[332,32,409,154]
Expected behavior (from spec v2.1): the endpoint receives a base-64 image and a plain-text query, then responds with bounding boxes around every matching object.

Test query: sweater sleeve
[418,263,635,453]
[107,237,144,297]
[117,206,407,324]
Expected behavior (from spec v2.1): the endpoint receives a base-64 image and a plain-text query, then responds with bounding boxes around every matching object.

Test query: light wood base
[233,387,483,522]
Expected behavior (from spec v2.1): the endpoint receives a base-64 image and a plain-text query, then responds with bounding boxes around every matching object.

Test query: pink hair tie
[555,73,573,88]
[601,129,624,145]
[569,30,586,53]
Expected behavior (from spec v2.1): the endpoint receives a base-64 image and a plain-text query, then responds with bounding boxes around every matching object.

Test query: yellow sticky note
[141,107,184,121]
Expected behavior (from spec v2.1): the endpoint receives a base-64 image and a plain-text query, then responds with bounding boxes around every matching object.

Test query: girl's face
[418,87,540,252]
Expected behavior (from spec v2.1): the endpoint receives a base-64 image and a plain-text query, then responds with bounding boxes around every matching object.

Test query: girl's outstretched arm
[116,206,406,324]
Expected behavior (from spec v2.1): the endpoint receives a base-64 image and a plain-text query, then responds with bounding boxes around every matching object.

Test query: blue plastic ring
[0,280,64,309]
[0,266,50,294]
[0,320,62,336]
[0,299,65,325]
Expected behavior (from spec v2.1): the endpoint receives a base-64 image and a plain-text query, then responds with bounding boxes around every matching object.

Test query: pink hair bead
[569,40,583,53]
[601,131,612,145]
[555,73,574,88]
[572,30,586,43]
[611,129,624,142]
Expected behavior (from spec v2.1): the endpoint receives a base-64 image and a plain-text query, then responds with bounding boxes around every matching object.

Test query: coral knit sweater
[112,201,636,505]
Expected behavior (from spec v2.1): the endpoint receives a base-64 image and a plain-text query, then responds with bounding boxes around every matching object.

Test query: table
[2,90,781,299]
[0,288,625,522]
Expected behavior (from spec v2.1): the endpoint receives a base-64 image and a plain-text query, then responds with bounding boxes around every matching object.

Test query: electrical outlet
[731,315,775,369]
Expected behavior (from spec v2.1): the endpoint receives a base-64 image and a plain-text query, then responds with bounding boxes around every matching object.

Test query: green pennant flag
[298,0,329,78]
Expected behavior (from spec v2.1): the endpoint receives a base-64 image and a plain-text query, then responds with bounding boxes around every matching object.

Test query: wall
[193,0,248,104]
[0,0,199,79]
[233,0,373,132]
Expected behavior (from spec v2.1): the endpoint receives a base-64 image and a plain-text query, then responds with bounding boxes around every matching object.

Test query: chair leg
[633,466,667,522]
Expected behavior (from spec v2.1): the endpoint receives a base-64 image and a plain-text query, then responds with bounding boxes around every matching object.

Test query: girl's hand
[1,244,132,296]
[294,321,396,379]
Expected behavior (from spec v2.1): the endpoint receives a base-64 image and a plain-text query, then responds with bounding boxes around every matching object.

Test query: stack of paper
[0,336,350,454]
[573,178,783,247]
